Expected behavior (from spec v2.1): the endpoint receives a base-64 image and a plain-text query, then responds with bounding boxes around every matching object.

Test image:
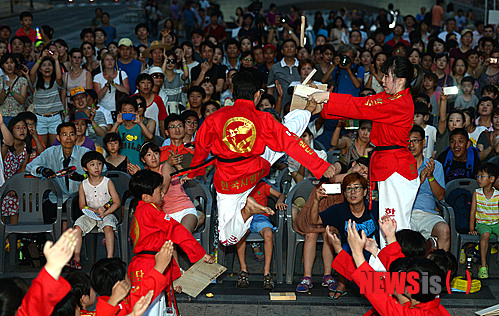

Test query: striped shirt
[475,187,499,225]
[33,79,64,114]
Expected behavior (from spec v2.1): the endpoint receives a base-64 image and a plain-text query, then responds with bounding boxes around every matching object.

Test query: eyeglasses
[13,125,27,131]
[168,124,183,129]
[137,102,145,108]
[476,175,493,179]
[185,120,198,126]
[152,73,164,79]
[165,59,176,64]
[242,57,253,62]
[345,186,364,193]
[408,139,423,144]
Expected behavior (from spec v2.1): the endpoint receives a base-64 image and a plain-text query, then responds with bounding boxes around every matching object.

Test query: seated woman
[288,128,327,185]
[318,172,380,299]
[103,132,128,173]
[331,119,373,167]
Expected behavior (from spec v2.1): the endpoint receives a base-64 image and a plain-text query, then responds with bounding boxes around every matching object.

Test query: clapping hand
[127,290,154,316]
[154,240,174,274]
[364,238,379,257]
[326,225,342,254]
[346,220,367,256]
[108,280,131,307]
[379,215,397,244]
[44,228,78,280]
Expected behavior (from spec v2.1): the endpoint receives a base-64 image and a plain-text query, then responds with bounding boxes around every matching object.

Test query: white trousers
[377,172,420,248]
[217,110,311,246]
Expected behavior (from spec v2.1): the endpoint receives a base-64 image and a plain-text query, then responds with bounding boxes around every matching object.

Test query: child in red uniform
[235,181,287,290]
[128,170,214,314]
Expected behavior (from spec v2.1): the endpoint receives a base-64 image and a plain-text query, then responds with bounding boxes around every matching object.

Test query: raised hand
[154,240,174,274]
[379,215,397,239]
[44,228,78,279]
[127,290,154,316]
[346,220,367,256]
[364,238,379,257]
[326,225,342,254]
[108,280,131,306]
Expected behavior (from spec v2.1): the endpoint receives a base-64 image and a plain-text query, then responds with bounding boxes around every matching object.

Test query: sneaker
[491,246,498,254]
[263,274,274,290]
[296,276,313,293]
[66,259,82,270]
[459,248,466,264]
[478,266,488,279]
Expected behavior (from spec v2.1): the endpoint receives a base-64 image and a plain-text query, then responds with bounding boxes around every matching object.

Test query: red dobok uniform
[322,88,420,247]
[186,99,330,245]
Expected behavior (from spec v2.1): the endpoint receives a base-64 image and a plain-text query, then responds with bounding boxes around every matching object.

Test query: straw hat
[142,41,170,58]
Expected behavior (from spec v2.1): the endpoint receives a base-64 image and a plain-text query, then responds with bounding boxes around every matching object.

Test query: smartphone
[490,58,498,64]
[122,113,136,121]
[47,50,54,56]
[322,183,341,194]
[443,86,459,95]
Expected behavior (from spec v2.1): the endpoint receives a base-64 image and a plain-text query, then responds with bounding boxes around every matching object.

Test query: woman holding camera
[310,56,423,248]
[93,51,130,113]
[0,53,28,125]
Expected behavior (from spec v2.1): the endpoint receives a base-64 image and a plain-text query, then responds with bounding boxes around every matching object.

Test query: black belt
[372,145,405,152]
[137,250,157,255]
[170,154,252,177]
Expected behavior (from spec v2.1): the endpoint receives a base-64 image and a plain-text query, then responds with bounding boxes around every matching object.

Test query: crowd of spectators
[0,0,498,313]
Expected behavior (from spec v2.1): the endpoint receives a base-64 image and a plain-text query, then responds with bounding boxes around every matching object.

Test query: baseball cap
[118,38,133,47]
[70,86,87,98]
[72,111,90,122]
[148,66,164,75]
[263,44,276,52]
[461,28,473,36]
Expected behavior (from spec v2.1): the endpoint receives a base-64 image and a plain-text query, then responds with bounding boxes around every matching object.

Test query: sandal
[237,271,249,288]
[263,274,274,290]
[253,251,265,262]
[296,276,313,293]
[478,266,488,279]
[321,274,338,291]
[328,290,347,300]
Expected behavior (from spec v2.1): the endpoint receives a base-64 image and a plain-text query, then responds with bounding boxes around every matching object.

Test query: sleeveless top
[65,69,89,106]
[118,124,144,167]
[82,177,111,209]
[159,164,195,215]
[475,187,499,225]
[339,134,368,166]
[106,157,128,173]
[3,145,27,179]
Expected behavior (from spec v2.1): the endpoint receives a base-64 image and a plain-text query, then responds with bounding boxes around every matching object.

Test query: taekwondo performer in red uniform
[182,68,336,246]
[309,56,424,248]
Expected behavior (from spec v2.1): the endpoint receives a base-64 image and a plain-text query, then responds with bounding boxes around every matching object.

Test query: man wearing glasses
[408,125,449,251]
[160,113,195,170]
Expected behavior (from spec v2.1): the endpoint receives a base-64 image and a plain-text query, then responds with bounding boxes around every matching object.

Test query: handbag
[114,70,129,109]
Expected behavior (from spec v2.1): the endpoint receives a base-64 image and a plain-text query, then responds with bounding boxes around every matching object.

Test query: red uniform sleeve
[260,114,330,179]
[378,242,405,270]
[166,217,206,263]
[322,89,410,124]
[95,297,119,316]
[156,96,168,120]
[17,267,71,316]
[187,116,217,178]
[331,249,356,281]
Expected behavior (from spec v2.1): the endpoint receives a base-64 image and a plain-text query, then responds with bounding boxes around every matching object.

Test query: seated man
[409,126,450,251]
[159,114,195,170]
[26,122,94,224]
[437,128,480,183]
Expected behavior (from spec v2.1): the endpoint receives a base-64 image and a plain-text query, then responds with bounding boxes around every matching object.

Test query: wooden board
[269,292,296,301]
[289,84,328,112]
[476,304,499,315]
[173,260,227,298]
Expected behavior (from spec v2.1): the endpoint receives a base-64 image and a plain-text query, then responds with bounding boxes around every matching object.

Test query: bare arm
[330,121,349,149]
[85,71,92,89]
[102,180,121,217]
[469,191,478,234]
[437,93,448,135]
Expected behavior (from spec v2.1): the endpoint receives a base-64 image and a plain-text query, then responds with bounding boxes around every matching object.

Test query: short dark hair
[17,111,37,123]
[461,76,475,86]
[404,257,445,302]
[449,127,469,141]
[225,38,240,51]
[0,278,28,315]
[135,22,149,34]
[81,151,106,169]
[201,101,221,118]
[410,125,425,139]
[191,28,204,38]
[481,85,498,97]
[85,88,98,101]
[395,229,426,258]
[232,68,264,100]
[54,38,68,48]
[136,73,153,88]
[129,169,163,200]
[103,132,122,150]
[139,142,160,160]
[79,28,94,41]
[65,272,91,309]
[258,93,276,108]
[281,38,297,49]
[165,113,184,127]
[414,102,429,116]
[477,162,499,179]
[187,85,206,99]
[57,122,76,135]
[101,12,110,18]
[94,27,107,37]
[118,97,138,112]
[427,249,458,282]
[19,11,33,20]
[90,258,127,296]
[180,110,199,123]
[200,40,216,52]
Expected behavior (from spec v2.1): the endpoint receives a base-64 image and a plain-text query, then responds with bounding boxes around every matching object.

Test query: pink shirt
[160,165,195,214]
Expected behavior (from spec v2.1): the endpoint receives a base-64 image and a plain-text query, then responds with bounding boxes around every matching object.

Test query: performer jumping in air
[182,68,336,246]
[309,56,424,248]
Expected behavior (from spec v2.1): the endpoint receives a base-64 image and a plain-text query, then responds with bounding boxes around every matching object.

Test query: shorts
[74,214,118,236]
[476,222,499,237]
[249,214,276,234]
[36,113,62,135]
[410,209,446,240]
[169,207,199,225]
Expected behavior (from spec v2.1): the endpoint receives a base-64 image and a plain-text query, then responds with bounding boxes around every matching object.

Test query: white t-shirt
[423,124,437,159]
[288,148,328,185]
[97,106,114,125]
[93,71,128,112]
[144,94,167,136]
[469,126,487,147]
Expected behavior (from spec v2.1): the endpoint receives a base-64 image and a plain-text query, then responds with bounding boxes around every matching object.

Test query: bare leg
[9,214,19,225]
[331,275,347,299]
[74,226,83,263]
[241,197,273,222]
[196,212,205,230]
[236,234,248,272]
[180,214,198,233]
[103,226,114,258]
[322,232,334,276]
[480,233,490,268]
[261,227,274,275]
[431,222,450,251]
[303,232,319,278]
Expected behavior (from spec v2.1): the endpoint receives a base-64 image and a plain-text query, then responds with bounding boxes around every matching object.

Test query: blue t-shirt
[183,9,196,27]
[330,64,365,97]
[118,59,142,94]
[100,25,117,45]
[118,123,144,168]
[413,158,445,214]
[319,201,379,245]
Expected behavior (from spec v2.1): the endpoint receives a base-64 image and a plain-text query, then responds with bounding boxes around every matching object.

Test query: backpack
[446,188,473,234]
[443,146,478,179]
